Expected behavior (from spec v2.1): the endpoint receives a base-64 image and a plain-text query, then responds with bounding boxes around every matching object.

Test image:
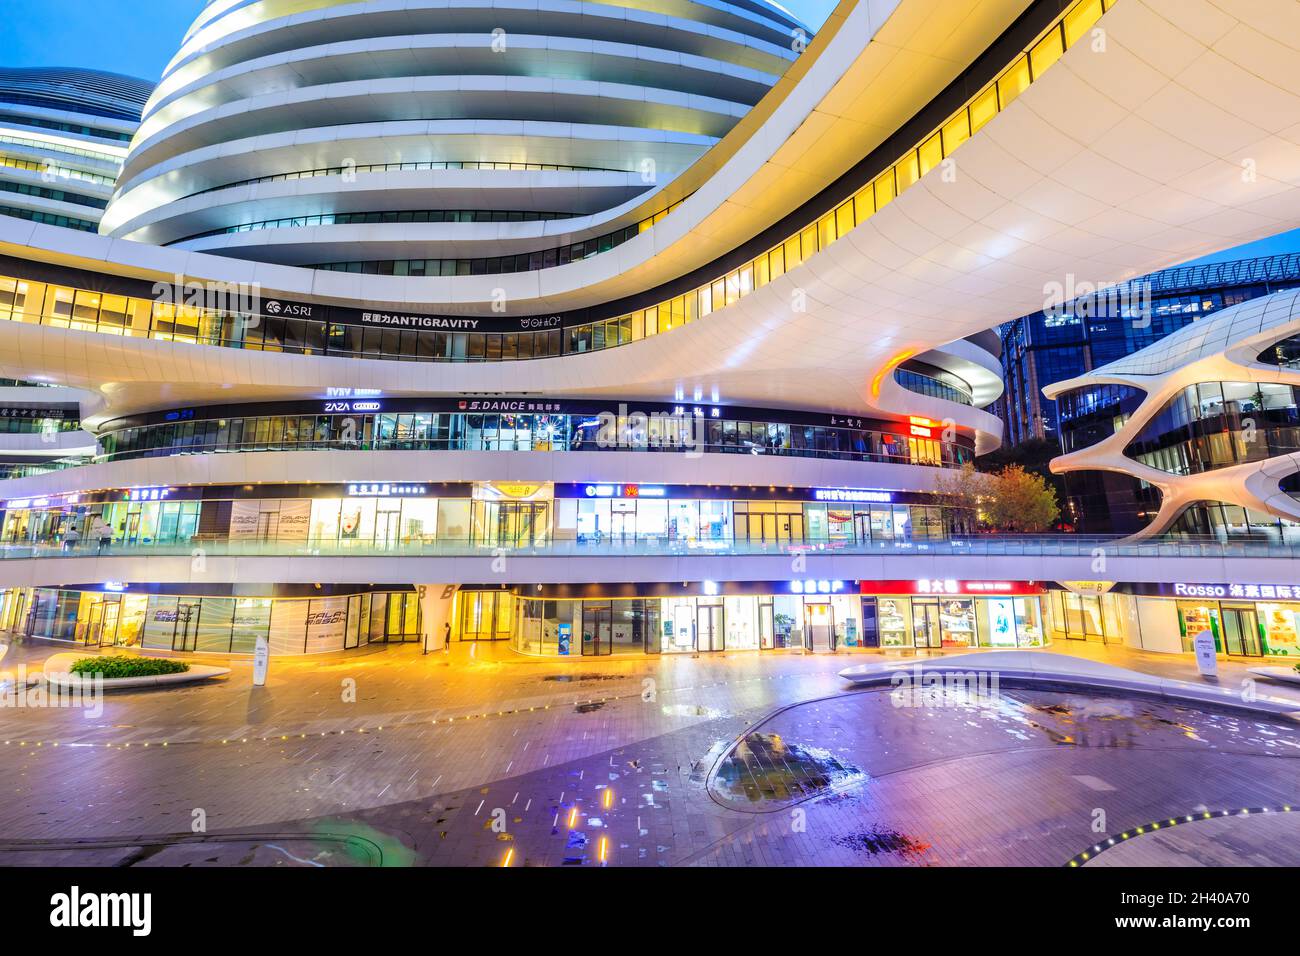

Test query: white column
[419,584,459,651]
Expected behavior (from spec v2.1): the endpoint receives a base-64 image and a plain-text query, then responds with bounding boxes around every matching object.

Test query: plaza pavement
[0,635,1297,866]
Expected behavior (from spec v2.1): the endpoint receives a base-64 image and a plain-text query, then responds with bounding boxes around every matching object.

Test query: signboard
[330,307,568,334]
[1062,580,1115,595]
[253,637,270,686]
[857,579,1043,596]
[1125,582,1300,601]
[1193,631,1218,677]
[346,483,429,497]
[811,488,893,503]
[557,623,571,656]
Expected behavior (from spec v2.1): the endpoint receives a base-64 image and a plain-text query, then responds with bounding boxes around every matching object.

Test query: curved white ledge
[103,123,709,237]
[838,651,1300,718]
[116,170,656,248]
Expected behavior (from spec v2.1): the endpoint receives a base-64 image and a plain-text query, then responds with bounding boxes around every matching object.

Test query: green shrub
[68,655,190,679]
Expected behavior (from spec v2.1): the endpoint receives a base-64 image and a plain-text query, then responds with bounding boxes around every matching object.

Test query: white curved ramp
[839,651,1300,718]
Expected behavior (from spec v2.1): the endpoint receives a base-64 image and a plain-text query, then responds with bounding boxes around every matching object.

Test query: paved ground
[0,635,1298,866]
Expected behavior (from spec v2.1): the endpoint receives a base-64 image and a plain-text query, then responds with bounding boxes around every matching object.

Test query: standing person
[62,526,80,551]
[443,620,452,652]
[93,519,112,552]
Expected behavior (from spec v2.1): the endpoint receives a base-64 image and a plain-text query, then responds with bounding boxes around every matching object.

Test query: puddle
[711,733,865,805]
[544,674,623,683]
[661,703,724,719]
[835,826,931,859]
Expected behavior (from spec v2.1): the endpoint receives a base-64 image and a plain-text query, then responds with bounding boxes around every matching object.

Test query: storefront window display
[0,587,421,654]
[1258,603,1300,656]
[1176,600,1265,656]
[497,587,1046,656]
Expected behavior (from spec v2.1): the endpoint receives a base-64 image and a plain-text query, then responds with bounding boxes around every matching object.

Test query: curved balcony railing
[893,368,974,406]
[3,533,1299,561]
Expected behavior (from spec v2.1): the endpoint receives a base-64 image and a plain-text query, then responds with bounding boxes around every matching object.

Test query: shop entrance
[84,599,121,647]
[759,601,775,649]
[171,602,200,652]
[373,509,401,548]
[803,602,835,651]
[478,501,549,547]
[696,603,724,651]
[581,603,613,656]
[1221,605,1262,657]
[609,506,636,540]
[912,600,942,648]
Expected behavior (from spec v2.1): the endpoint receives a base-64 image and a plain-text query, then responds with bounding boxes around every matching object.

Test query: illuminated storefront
[449,579,1046,657]
[0,482,970,548]
[0,584,421,654]
[1045,582,1300,658]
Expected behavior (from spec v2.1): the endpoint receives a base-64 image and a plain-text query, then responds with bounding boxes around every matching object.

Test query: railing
[2,533,1298,561]
[893,368,974,406]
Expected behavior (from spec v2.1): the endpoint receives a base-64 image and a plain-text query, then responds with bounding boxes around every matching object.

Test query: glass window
[998,55,1031,108]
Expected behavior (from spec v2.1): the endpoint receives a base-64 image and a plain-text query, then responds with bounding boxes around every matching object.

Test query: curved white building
[0,67,151,232]
[102,0,806,268]
[1,0,1300,661]
[1048,288,1300,542]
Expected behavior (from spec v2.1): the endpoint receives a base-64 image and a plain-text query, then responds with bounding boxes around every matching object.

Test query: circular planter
[42,652,230,690]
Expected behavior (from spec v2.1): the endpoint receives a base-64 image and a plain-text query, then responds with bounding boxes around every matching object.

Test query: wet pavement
[2,640,1300,866]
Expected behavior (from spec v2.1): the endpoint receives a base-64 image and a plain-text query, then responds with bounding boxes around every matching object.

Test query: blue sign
[557,623,572,656]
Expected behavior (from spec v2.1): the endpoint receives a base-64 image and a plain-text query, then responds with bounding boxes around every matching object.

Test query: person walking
[62,526,80,551]
[93,519,112,552]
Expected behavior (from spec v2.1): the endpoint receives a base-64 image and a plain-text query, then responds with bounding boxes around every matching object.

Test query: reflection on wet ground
[834,826,933,861]
[542,673,625,683]
[713,732,866,805]
[709,686,1300,809]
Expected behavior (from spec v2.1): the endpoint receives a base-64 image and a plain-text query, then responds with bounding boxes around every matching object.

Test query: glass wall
[93,409,974,469]
[1125,381,1300,475]
[496,591,1045,656]
[0,587,421,654]
[1169,500,1300,545]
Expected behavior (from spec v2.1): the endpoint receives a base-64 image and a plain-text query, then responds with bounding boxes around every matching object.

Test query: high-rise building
[0,67,151,232]
[995,254,1300,449]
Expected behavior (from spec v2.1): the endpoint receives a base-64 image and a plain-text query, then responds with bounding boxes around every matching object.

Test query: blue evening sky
[0,0,1293,263]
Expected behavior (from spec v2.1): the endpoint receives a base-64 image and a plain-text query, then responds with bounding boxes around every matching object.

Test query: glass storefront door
[800,606,832,650]
[374,508,401,548]
[84,599,121,647]
[696,603,724,652]
[582,602,613,656]
[478,501,550,547]
[1221,605,1262,657]
[912,600,941,648]
[803,602,835,651]
[172,601,200,652]
[759,600,775,649]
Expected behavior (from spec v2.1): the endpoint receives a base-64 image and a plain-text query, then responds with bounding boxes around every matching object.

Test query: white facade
[3,0,1300,657]
[0,68,150,231]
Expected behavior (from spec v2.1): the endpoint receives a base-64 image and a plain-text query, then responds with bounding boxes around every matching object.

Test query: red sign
[858,580,1042,596]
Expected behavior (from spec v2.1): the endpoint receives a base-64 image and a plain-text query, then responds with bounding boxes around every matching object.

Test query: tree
[975,436,1068,504]
[982,464,1060,533]
[933,461,990,534]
